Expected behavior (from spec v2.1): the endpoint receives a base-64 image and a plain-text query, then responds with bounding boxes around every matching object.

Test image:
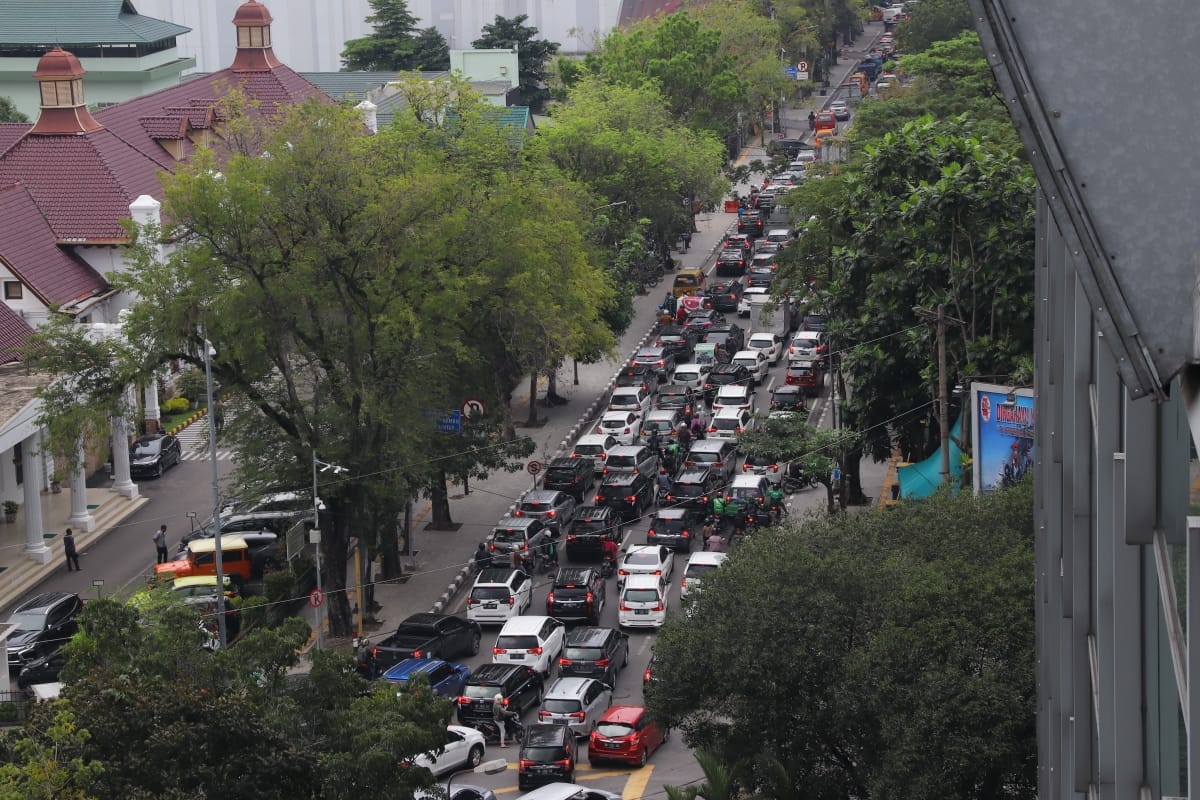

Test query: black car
[737,210,765,237]
[665,467,724,512]
[456,662,544,726]
[655,384,696,413]
[704,323,746,355]
[646,508,703,552]
[595,472,655,522]
[714,249,747,277]
[682,308,726,330]
[518,724,578,789]
[802,313,828,332]
[614,364,660,395]
[702,363,753,403]
[707,281,743,313]
[745,267,775,289]
[559,626,629,687]
[770,384,808,412]
[767,137,810,159]
[5,592,83,673]
[755,190,776,213]
[128,433,183,478]
[542,457,595,503]
[654,325,698,362]
[565,506,621,561]
[547,567,607,624]
[16,646,67,690]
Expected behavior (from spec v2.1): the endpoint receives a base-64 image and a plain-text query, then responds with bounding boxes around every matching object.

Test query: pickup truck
[356,613,482,678]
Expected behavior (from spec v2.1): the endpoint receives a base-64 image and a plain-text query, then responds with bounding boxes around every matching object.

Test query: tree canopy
[472,15,560,110]
[0,96,26,123]
[649,481,1037,799]
[341,0,448,71]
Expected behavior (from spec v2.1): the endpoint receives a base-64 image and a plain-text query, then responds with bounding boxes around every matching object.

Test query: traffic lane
[3,457,235,615]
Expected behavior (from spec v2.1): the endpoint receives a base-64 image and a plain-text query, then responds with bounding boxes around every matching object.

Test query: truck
[356,613,482,678]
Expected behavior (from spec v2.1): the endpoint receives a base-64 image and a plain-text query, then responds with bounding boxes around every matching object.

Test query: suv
[518,724,578,789]
[684,439,739,481]
[704,323,746,354]
[456,662,543,726]
[595,472,656,522]
[702,363,752,403]
[647,508,702,552]
[547,567,607,624]
[714,249,747,277]
[538,677,614,739]
[541,457,594,503]
[614,364,660,395]
[654,325,698,362]
[494,615,566,676]
[488,517,548,559]
[630,346,676,379]
[516,490,577,534]
[707,281,743,313]
[466,568,533,625]
[603,445,658,478]
[558,626,629,687]
[737,210,765,237]
[565,506,621,561]
[4,592,83,673]
[665,467,724,512]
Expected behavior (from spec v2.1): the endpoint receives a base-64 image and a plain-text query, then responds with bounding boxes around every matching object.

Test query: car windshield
[675,368,701,379]
[520,501,553,513]
[131,439,162,456]
[546,468,578,481]
[712,417,741,430]
[496,635,539,650]
[730,487,763,499]
[624,589,661,603]
[624,552,660,566]
[732,358,757,369]
[642,420,673,433]
[464,684,501,699]
[596,722,636,738]
[651,518,685,532]
[607,455,639,468]
[575,445,604,456]
[523,746,570,761]
[542,698,583,714]
[471,587,511,601]
[686,563,721,578]
[599,419,627,430]
[598,484,631,499]
[6,611,46,631]
[707,373,741,385]
[563,647,603,660]
[493,529,527,544]
[672,482,705,497]
[674,275,700,286]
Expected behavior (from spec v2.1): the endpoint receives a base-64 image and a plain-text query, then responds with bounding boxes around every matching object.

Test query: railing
[0,690,30,725]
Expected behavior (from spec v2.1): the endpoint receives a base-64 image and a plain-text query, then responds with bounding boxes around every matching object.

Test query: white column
[144,378,161,434]
[110,415,138,499]
[67,438,95,532]
[20,433,50,563]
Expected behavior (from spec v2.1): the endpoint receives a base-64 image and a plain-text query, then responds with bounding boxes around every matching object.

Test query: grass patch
[162,407,203,432]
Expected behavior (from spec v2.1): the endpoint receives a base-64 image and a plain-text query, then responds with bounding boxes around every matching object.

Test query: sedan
[707,407,758,441]
[730,350,770,386]
[747,331,785,364]
[129,433,182,478]
[596,410,643,446]
[830,100,850,120]
[412,725,485,777]
[617,545,674,589]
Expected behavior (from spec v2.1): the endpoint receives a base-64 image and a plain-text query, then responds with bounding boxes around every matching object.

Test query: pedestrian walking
[63,528,80,571]
[211,400,225,435]
[680,230,691,253]
[808,111,816,131]
[153,524,169,563]
[493,693,517,748]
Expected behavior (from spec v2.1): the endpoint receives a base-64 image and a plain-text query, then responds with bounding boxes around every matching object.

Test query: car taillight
[647,528,656,537]
[619,569,629,576]
[602,468,610,475]
[531,647,543,655]
[547,510,557,518]
[736,427,744,433]
[538,710,551,719]
[520,760,535,769]
[569,713,586,721]
[567,534,576,541]
[682,530,690,538]
[771,464,779,472]
[466,597,475,606]
[507,596,515,605]
[546,592,555,604]
[595,494,603,503]
[643,668,652,683]
[494,647,506,654]
[654,570,662,576]
[559,657,571,666]
[714,461,724,468]
[513,510,524,516]
[652,604,664,611]
[626,495,637,502]
[371,647,379,658]
[708,427,717,433]
[489,543,497,551]
[623,427,630,433]
[571,453,581,458]
[586,592,594,608]
[456,696,470,705]
[599,453,607,460]
[412,650,424,659]
[619,604,631,611]
[665,494,674,502]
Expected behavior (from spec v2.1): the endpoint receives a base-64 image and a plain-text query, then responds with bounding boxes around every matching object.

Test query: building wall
[0,52,196,119]
[450,50,519,90]
[133,0,624,74]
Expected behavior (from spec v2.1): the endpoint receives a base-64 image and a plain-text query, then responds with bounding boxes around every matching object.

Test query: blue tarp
[897,415,964,499]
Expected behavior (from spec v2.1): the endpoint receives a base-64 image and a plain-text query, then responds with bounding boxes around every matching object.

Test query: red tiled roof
[619,0,684,25]
[0,182,106,307]
[140,116,188,140]
[0,123,31,156]
[0,301,35,365]
[0,129,169,241]
[162,105,215,129]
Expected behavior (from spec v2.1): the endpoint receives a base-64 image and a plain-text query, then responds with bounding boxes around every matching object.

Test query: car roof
[623,574,663,589]
[467,662,524,683]
[689,439,731,452]
[625,545,663,556]
[715,384,751,393]
[732,350,762,359]
[576,434,612,444]
[13,591,77,613]
[773,384,802,394]
[499,615,555,634]
[675,467,713,479]
[602,705,650,726]
[686,551,729,566]
[731,473,767,485]
[494,516,540,529]
[601,472,638,485]
[554,567,596,585]
[511,782,596,800]
[644,409,678,420]
[522,490,563,502]
[381,658,451,680]
[600,410,634,420]
[713,406,748,419]
[475,568,520,584]
[609,445,647,454]
[654,508,688,520]
[188,535,248,553]
[576,506,612,520]
[749,331,777,340]
[545,676,594,699]
[564,626,617,646]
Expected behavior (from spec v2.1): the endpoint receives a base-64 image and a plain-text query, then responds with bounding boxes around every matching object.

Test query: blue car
[381,658,471,698]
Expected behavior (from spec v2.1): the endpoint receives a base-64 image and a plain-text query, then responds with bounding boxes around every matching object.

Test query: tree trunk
[325,512,353,637]
[526,371,539,425]
[544,369,559,406]
[846,448,869,505]
[428,468,455,529]
[824,481,837,514]
[380,514,402,580]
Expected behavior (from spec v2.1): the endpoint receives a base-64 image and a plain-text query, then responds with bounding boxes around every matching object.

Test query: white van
[618,574,668,629]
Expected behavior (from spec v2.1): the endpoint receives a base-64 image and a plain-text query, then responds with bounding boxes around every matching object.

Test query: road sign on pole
[526,460,542,476]
[797,60,810,80]
[308,588,324,608]
[462,397,487,418]
[434,410,462,433]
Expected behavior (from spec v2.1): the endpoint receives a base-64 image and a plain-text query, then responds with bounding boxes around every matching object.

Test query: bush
[161,397,190,415]
[173,369,208,406]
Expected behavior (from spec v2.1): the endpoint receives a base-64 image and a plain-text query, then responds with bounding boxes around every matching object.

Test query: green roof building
[0,0,195,118]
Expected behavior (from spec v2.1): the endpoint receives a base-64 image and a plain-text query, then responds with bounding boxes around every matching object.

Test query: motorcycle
[472,717,526,745]
[781,467,818,493]
[600,554,616,579]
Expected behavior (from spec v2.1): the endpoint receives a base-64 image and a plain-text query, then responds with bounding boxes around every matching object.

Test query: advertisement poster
[971,382,1035,494]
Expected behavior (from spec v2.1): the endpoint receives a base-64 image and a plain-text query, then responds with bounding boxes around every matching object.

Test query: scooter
[472,717,526,745]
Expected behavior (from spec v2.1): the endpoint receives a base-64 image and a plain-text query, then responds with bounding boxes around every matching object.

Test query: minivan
[608,387,651,416]
[725,474,771,511]
[618,574,669,629]
[537,677,614,739]
[603,445,657,477]
[494,615,566,676]
[684,439,738,480]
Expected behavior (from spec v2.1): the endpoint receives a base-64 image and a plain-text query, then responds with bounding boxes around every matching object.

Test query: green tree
[0,710,103,800]
[341,0,419,71]
[472,14,560,109]
[897,0,975,54]
[735,411,859,512]
[648,482,1037,798]
[0,96,27,123]
[410,26,450,70]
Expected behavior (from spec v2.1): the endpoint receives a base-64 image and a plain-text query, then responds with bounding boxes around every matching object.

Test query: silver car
[537,677,613,738]
[517,490,577,534]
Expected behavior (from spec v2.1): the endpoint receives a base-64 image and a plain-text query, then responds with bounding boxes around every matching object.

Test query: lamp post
[446,759,507,798]
[311,451,347,650]
[202,335,227,649]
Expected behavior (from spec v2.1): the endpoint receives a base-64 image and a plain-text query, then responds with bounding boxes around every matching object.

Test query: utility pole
[915,305,966,486]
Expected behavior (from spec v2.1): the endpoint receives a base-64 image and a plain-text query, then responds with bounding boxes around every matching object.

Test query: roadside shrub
[161,397,190,415]
[173,369,207,406]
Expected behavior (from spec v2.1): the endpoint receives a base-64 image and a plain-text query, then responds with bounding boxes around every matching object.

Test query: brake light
[708,427,717,433]
[595,494,603,503]
[489,543,497,552]
[682,531,690,538]
[714,461,724,468]
[466,596,475,606]
[372,647,379,658]
[654,570,662,576]
[623,427,630,434]
[647,528,655,537]
[546,592,555,604]
[547,510,557,518]
[626,495,637,502]
[513,509,524,516]
[412,650,424,659]
[530,647,543,655]
[598,453,607,460]
[602,468,609,475]
[619,604,631,611]
[643,667,652,683]
[771,464,779,472]
[586,592,594,608]
[569,713,586,721]
[507,596,515,605]
[559,657,571,666]
[494,647,506,654]
[520,760,535,769]
[538,710,551,719]
[567,534,576,541]
[619,569,629,576]
[571,453,580,458]
[457,696,470,705]
[652,604,664,612]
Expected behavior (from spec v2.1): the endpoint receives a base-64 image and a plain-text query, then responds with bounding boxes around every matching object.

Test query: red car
[588,705,668,767]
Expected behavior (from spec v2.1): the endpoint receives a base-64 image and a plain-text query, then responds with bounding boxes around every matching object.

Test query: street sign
[308,588,324,608]
[526,460,542,476]
[434,410,461,433]
[784,65,798,80]
[796,60,810,81]
[462,397,487,418]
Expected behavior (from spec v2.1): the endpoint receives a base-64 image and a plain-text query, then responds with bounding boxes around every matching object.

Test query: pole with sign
[797,60,810,81]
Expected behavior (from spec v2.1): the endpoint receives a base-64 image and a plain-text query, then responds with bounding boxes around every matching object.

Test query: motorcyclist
[473,542,492,572]
[600,537,619,576]
[767,484,787,522]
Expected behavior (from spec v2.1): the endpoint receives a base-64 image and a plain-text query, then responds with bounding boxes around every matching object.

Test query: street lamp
[311,451,347,650]
[202,335,227,649]
[446,759,507,799]
[592,200,628,213]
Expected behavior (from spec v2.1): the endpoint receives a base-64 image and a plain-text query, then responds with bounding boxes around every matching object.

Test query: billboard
[971,382,1035,493]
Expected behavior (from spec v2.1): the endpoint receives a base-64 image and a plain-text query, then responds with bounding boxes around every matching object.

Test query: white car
[712,384,755,412]
[595,410,644,446]
[573,434,619,475]
[738,286,771,317]
[466,567,533,625]
[618,574,669,629]
[707,407,758,441]
[494,615,566,676]
[617,544,675,589]
[412,725,486,776]
[680,551,729,600]
[673,362,712,391]
[730,350,770,385]
[747,331,785,364]
[788,330,826,361]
